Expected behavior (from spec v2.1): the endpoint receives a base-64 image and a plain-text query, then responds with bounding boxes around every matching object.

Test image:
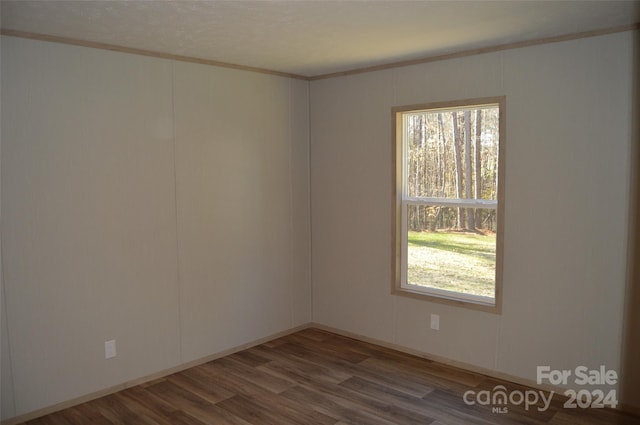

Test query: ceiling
[1,0,639,78]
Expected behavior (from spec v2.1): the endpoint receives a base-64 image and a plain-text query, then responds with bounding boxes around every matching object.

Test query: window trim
[391,96,506,314]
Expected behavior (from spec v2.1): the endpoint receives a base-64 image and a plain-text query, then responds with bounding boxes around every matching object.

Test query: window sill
[392,285,502,314]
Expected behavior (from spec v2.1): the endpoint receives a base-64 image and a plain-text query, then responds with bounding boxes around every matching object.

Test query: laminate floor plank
[279,384,399,425]
[267,342,435,397]
[260,362,436,424]
[258,354,353,386]
[215,394,305,425]
[116,384,181,420]
[339,375,435,414]
[475,377,566,409]
[178,366,238,401]
[90,394,158,425]
[227,349,273,368]
[25,412,72,425]
[458,383,557,425]
[319,333,438,367]
[419,389,511,425]
[113,387,178,425]
[166,372,235,404]
[197,361,299,398]
[162,411,210,425]
[216,393,337,425]
[279,340,460,393]
[143,380,249,425]
[19,329,640,425]
[308,376,435,425]
[62,403,112,425]
[283,333,371,364]
[215,367,339,424]
[212,355,298,393]
[294,328,335,342]
[359,356,479,396]
[186,360,339,425]
[549,407,640,425]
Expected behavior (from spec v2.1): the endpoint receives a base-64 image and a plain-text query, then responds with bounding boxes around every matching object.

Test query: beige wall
[0,34,12,419]
[621,30,640,412]
[0,36,310,419]
[172,62,311,362]
[310,31,635,391]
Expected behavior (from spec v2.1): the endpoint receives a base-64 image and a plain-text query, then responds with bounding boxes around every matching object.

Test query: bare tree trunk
[464,111,475,231]
[451,112,464,229]
[420,115,426,229]
[474,109,483,228]
[437,113,447,198]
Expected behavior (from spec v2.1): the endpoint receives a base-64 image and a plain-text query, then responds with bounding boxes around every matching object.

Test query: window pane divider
[403,198,497,209]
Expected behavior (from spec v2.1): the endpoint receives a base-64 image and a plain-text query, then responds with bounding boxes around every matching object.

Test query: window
[392,97,505,313]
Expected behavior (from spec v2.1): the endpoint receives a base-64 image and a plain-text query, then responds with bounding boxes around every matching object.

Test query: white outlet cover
[430,314,440,330]
[105,340,117,359]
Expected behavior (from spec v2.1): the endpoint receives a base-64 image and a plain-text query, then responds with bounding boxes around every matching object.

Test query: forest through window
[394,98,504,311]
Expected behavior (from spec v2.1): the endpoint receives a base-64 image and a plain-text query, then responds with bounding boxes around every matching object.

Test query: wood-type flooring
[22,328,640,424]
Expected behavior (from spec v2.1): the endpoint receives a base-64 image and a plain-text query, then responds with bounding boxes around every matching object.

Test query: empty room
[1,1,639,424]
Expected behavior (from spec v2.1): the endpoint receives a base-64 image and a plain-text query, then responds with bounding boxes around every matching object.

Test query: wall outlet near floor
[430,314,440,331]
[105,340,117,359]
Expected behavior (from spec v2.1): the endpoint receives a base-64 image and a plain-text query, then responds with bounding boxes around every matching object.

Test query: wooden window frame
[391,96,506,314]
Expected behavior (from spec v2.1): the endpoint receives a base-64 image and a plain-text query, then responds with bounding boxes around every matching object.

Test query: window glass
[393,98,505,312]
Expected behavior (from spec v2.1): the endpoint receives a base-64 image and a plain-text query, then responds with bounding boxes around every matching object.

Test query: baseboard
[619,403,640,416]
[1,323,311,425]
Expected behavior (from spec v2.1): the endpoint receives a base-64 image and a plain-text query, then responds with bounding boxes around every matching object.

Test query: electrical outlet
[430,314,440,331]
[105,340,117,359]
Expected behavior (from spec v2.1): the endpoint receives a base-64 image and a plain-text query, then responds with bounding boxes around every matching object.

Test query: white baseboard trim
[1,323,311,425]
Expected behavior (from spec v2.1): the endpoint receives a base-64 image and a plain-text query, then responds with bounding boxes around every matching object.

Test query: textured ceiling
[1,0,639,77]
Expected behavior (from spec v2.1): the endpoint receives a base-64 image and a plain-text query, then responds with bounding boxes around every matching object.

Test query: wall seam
[391,68,399,346]
[170,60,184,365]
[494,50,505,373]
[307,79,314,323]
[0,233,17,418]
[0,36,18,417]
[288,80,295,328]
[0,30,16,420]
